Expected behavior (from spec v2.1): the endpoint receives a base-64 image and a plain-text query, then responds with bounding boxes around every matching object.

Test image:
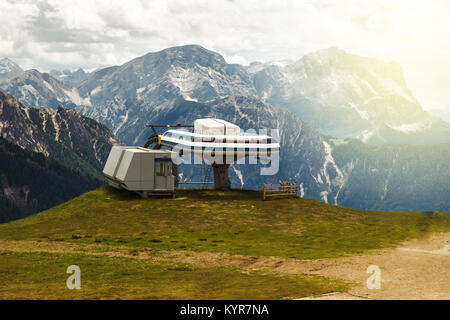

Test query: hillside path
[0,232,449,299]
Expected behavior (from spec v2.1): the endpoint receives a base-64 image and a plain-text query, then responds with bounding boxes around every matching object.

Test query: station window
[156,162,166,176]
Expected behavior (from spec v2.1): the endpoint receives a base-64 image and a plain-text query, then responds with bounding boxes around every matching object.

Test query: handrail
[263,182,298,200]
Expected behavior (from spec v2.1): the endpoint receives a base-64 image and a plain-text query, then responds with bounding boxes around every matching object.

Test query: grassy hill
[0,186,449,299]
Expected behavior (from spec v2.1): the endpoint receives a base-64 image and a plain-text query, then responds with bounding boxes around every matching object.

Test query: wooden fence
[263,182,298,200]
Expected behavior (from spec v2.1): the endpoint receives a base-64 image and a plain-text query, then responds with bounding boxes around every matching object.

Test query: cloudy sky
[1,0,449,111]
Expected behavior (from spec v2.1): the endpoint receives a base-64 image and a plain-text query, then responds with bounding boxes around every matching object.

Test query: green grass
[0,186,449,299]
[0,251,347,300]
[1,186,449,259]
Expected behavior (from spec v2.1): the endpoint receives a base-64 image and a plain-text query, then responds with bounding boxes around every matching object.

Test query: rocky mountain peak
[0,69,89,109]
[249,46,437,143]
[157,44,227,66]
[49,68,89,86]
[77,44,255,106]
[0,90,120,175]
[299,47,407,87]
[0,57,23,76]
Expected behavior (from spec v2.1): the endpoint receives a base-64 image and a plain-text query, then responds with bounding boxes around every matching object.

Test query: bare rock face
[0,90,121,179]
[0,90,122,222]
[49,68,89,86]
[0,69,90,110]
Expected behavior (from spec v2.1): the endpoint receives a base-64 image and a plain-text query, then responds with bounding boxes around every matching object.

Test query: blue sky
[1,0,449,111]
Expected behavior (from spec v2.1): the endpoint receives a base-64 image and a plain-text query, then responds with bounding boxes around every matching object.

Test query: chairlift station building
[103,118,280,194]
[103,146,175,196]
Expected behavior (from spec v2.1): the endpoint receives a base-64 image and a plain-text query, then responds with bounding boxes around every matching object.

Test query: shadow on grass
[103,185,264,202]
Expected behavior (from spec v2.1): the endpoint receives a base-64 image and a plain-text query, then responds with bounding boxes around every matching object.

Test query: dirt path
[289,233,450,300]
[1,233,449,299]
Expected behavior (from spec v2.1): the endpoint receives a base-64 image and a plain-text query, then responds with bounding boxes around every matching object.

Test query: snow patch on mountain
[136,87,146,100]
[247,60,293,74]
[50,111,60,141]
[114,110,129,135]
[320,191,329,203]
[169,65,200,95]
[388,119,433,133]
[358,129,377,143]
[63,88,91,106]
[299,183,305,198]
[0,58,23,76]
[348,102,370,120]
[314,173,323,184]
[42,80,56,94]
[20,84,38,97]
[23,107,31,121]
[232,166,244,188]
[322,141,346,204]
[184,95,198,102]
[90,86,102,96]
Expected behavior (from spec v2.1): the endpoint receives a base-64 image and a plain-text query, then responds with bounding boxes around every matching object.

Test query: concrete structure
[103,146,175,196]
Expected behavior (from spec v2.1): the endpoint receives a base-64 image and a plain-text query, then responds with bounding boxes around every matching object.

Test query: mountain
[77,45,255,106]
[81,92,450,212]
[0,46,448,211]
[0,90,120,180]
[245,59,294,74]
[0,90,121,222]
[0,69,90,109]
[79,93,342,202]
[1,46,447,145]
[0,58,23,77]
[0,137,101,223]
[155,97,450,212]
[250,47,450,145]
[428,108,450,124]
[49,68,89,86]
[75,45,256,138]
[75,45,450,145]
[125,95,336,194]
[329,139,450,211]
[72,45,449,211]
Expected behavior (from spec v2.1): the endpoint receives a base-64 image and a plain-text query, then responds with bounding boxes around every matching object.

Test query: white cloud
[0,0,449,110]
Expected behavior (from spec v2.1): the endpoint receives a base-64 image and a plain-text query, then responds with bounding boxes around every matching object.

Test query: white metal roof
[194,118,241,136]
[164,129,273,140]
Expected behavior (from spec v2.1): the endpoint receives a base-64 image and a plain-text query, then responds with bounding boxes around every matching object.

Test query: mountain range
[0,91,120,221]
[250,47,450,145]
[0,69,89,110]
[2,46,448,145]
[49,68,90,86]
[0,45,448,213]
